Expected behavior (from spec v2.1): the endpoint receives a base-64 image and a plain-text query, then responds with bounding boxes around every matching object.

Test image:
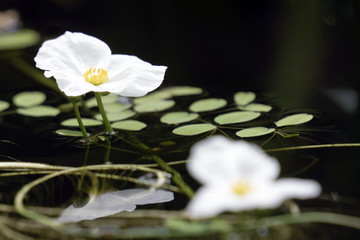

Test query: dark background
[1,0,360,110]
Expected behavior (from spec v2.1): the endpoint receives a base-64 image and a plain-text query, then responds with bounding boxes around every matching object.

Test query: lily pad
[236,127,275,138]
[16,105,60,117]
[172,123,216,136]
[85,93,119,108]
[234,91,256,106]
[13,91,46,107]
[61,118,102,127]
[0,100,9,112]
[160,111,199,125]
[95,109,135,122]
[214,111,261,125]
[238,103,272,112]
[165,86,203,96]
[55,129,84,137]
[134,99,175,113]
[133,91,171,104]
[103,102,131,113]
[275,113,313,127]
[112,120,147,131]
[0,29,40,50]
[189,98,227,112]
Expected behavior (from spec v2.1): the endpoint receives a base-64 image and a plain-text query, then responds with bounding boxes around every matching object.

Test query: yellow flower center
[233,182,251,195]
[84,67,109,86]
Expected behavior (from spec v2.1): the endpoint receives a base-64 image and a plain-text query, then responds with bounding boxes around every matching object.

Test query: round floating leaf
[61,118,102,127]
[112,120,147,131]
[133,91,171,104]
[55,129,84,137]
[234,91,256,106]
[236,127,275,138]
[134,99,175,113]
[103,102,131,113]
[214,111,261,125]
[85,93,119,108]
[172,123,216,136]
[189,98,227,112]
[160,111,199,125]
[16,105,60,117]
[95,109,135,122]
[165,86,203,96]
[13,91,46,107]
[0,100,9,112]
[0,29,40,50]
[238,103,272,112]
[275,113,313,127]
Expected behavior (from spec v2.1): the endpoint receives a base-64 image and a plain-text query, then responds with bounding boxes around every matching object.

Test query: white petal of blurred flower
[186,135,321,218]
[56,188,174,223]
[34,31,167,97]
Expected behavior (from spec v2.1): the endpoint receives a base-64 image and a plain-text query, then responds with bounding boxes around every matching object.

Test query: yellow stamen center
[84,67,109,86]
[233,182,251,195]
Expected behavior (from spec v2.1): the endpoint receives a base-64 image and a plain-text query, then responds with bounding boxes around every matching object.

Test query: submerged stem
[95,92,114,133]
[125,134,195,198]
[265,143,360,153]
[72,102,89,139]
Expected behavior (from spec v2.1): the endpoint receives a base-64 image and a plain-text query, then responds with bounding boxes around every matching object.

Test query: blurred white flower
[56,188,174,223]
[186,136,321,218]
[34,31,167,97]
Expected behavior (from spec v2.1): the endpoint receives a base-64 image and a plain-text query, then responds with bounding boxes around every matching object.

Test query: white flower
[56,188,174,223]
[186,136,321,218]
[34,31,167,97]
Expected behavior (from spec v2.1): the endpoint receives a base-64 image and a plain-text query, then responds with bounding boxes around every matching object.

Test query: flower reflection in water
[56,188,174,223]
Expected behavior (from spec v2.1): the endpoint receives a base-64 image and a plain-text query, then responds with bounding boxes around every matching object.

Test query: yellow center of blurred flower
[233,182,251,195]
[84,67,109,86]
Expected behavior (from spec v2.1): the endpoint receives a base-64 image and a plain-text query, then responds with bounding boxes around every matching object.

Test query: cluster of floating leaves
[0,91,60,117]
[0,86,314,141]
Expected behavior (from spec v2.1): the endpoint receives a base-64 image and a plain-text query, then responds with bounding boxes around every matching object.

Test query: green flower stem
[94,92,114,133]
[126,134,194,199]
[72,102,89,139]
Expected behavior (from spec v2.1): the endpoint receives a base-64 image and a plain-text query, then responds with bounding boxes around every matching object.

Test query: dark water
[1,1,360,239]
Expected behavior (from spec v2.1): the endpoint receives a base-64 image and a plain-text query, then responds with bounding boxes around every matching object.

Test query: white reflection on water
[56,188,174,223]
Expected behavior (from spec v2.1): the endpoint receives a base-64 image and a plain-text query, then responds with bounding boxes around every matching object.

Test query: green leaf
[0,100,10,112]
[0,29,40,50]
[13,91,46,107]
[85,93,119,108]
[238,103,272,112]
[172,123,216,136]
[16,105,60,117]
[189,98,227,112]
[61,118,102,127]
[165,86,203,96]
[95,109,135,122]
[134,99,175,113]
[112,120,147,131]
[234,91,256,106]
[55,129,84,137]
[236,127,275,138]
[214,111,261,125]
[133,91,171,104]
[103,102,131,113]
[275,113,313,127]
[160,111,199,125]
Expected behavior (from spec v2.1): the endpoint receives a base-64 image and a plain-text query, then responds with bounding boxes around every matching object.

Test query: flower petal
[103,54,167,97]
[187,135,280,185]
[35,32,111,77]
[272,178,322,200]
[186,185,232,218]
